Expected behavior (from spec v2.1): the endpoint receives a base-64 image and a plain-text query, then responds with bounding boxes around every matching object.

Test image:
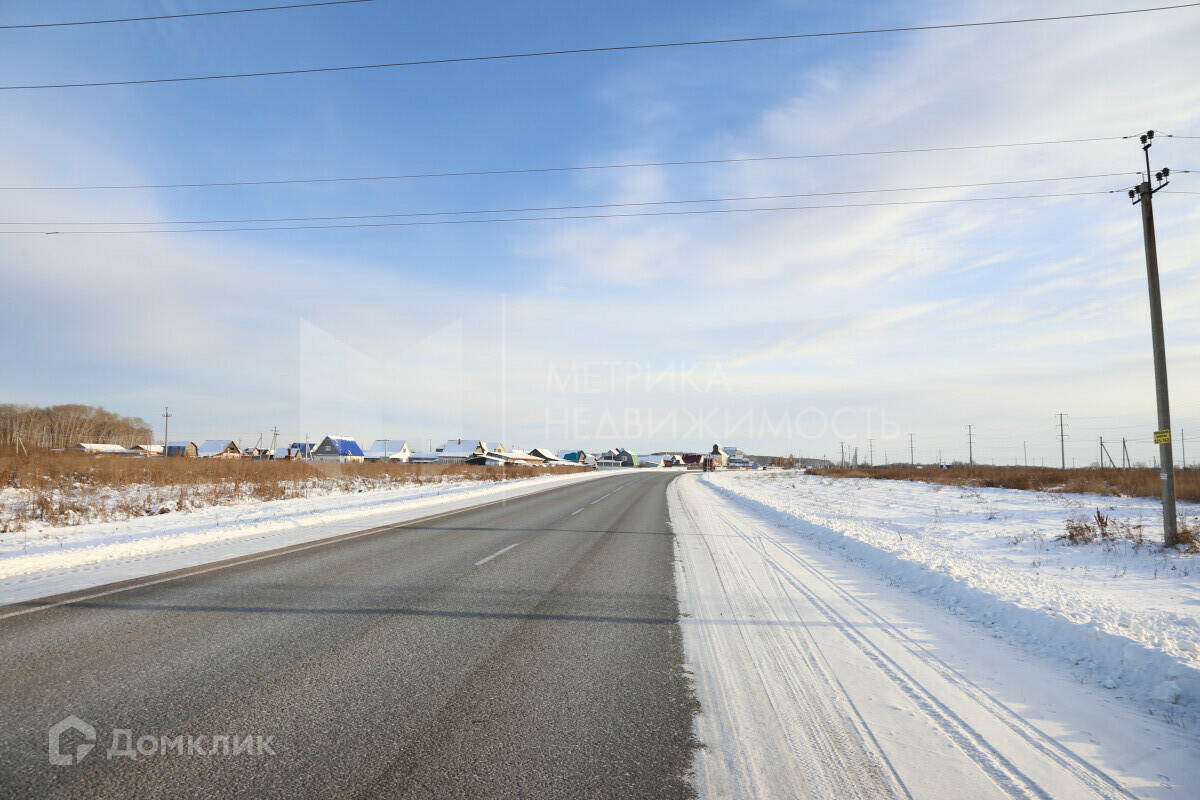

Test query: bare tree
[0,404,152,450]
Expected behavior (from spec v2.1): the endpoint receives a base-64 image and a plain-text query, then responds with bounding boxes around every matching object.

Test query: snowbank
[702,471,1200,723]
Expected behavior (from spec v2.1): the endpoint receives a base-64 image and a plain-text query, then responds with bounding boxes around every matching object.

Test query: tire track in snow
[729,506,1135,800]
[675,481,909,800]
[672,476,1136,800]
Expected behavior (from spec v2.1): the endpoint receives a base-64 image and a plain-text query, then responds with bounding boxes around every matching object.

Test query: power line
[0,173,1139,226]
[0,189,1125,235]
[0,1,374,30]
[0,139,1140,191]
[3,4,1197,90]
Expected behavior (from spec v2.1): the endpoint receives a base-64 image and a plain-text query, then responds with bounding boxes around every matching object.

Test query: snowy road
[671,475,1197,799]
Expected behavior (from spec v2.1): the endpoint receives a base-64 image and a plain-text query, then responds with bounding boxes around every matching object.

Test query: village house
[73,443,135,456]
[165,441,198,457]
[464,453,507,467]
[529,447,570,465]
[501,449,545,466]
[197,440,241,459]
[362,440,412,462]
[436,439,487,463]
[275,442,315,461]
[312,436,365,463]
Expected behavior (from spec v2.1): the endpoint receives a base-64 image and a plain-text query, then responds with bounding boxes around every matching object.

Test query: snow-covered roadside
[670,474,1200,800]
[701,470,1200,723]
[0,470,617,606]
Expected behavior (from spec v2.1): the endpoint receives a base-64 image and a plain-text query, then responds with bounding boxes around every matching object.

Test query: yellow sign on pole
[1153,430,1171,445]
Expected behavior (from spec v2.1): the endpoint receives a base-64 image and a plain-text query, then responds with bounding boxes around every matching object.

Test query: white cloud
[3,1,1199,460]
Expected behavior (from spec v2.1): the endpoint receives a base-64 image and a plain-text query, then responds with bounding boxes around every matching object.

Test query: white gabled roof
[363,440,409,459]
[197,440,238,456]
[529,447,567,462]
[74,443,127,453]
[503,449,544,463]
[466,453,507,465]
[439,439,484,457]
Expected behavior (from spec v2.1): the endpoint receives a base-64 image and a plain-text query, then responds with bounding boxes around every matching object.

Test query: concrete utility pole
[1023,441,1028,468]
[966,425,975,467]
[161,407,172,454]
[1057,413,1069,469]
[909,433,915,467]
[868,438,874,467]
[1129,130,1178,546]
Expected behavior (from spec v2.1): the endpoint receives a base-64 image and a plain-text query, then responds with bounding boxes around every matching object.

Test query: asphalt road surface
[0,471,697,799]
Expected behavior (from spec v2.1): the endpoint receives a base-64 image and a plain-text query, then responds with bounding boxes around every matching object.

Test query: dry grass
[1059,508,1148,548]
[1178,517,1200,553]
[807,465,1200,503]
[0,450,587,532]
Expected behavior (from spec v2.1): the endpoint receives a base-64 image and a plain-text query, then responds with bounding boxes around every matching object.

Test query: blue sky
[1,0,1199,464]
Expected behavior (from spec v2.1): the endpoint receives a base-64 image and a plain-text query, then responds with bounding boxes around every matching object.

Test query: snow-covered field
[671,471,1200,799]
[0,470,617,607]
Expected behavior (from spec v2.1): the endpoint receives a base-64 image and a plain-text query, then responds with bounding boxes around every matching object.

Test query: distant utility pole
[1129,130,1178,546]
[1023,441,1028,468]
[1100,437,1116,469]
[840,442,845,468]
[161,407,172,453]
[383,438,390,460]
[1122,438,1131,471]
[1181,429,1186,469]
[1057,413,1069,469]
[966,425,975,467]
[868,438,874,467]
[909,433,915,468]
[269,426,280,456]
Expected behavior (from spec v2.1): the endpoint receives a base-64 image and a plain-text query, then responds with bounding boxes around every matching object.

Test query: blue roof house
[276,442,317,460]
[312,435,365,463]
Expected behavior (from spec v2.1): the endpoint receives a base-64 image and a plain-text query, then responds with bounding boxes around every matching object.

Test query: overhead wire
[0,172,1142,226]
[0,1,374,30]
[0,189,1130,234]
[0,141,1144,191]
[2,4,1197,90]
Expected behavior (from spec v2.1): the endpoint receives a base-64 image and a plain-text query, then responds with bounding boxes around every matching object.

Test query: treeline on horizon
[0,404,153,450]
